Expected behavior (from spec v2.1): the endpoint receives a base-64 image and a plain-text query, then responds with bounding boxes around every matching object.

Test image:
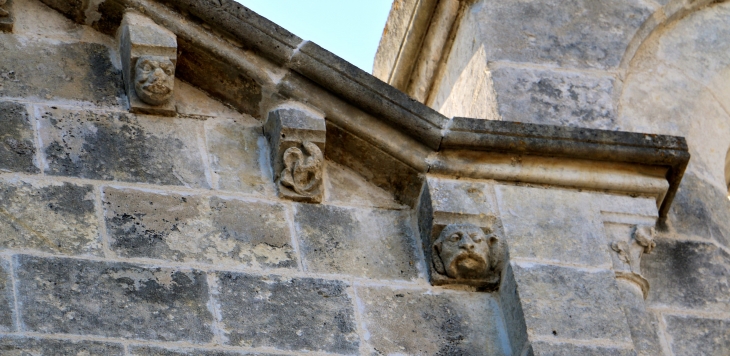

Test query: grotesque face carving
[433,223,498,280]
[134,56,175,106]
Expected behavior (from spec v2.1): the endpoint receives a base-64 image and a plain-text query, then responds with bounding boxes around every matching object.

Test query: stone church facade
[0,0,726,355]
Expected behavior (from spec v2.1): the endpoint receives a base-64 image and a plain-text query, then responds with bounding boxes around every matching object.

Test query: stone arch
[616,0,730,242]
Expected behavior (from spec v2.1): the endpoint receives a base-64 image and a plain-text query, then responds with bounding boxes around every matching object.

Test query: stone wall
[376,0,730,354]
[0,1,510,355]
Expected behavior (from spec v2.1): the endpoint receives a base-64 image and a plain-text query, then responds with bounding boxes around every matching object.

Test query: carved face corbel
[432,223,503,281]
[279,141,324,199]
[134,56,176,106]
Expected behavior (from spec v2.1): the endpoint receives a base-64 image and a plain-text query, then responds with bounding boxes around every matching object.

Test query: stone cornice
[39,0,689,224]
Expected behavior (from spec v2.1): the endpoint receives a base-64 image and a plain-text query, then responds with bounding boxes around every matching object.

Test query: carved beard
[134,56,175,106]
[447,252,488,279]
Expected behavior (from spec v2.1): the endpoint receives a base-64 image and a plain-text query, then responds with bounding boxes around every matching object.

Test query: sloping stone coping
[39,0,689,225]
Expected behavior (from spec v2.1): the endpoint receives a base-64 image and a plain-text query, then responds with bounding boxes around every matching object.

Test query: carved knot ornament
[432,223,502,281]
[134,56,175,106]
[611,225,656,298]
[280,141,324,198]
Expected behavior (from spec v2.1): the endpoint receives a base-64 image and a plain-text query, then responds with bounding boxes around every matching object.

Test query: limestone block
[103,187,297,269]
[294,204,419,280]
[665,315,730,356]
[215,272,359,353]
[129,345,279,356]
[0,0,13,33]
[615,280,664,356]
[469,0,652,69]
[669,173,730,250]
[491,66,616,129]
[0,336,125,355]
[0,36,123,106]
[357,286,508,355]
[264,105,326,203]
[495,185,612,267]
[418,177,506,290]
[498,264,529,355]
[324,161,404,209]
[119,12,177,116]
[642,239,730,313]
[529,341,636,356]
[0,180,101,256]
[0,101,39,174]
[39,107,209,188]
[0,259,13,332]
[511,263,633,342]
[205,118,273,195]
[15,255,214,342]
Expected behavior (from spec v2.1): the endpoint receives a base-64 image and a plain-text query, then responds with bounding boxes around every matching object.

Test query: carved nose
[153,67,165,79]
[459,236,475,251]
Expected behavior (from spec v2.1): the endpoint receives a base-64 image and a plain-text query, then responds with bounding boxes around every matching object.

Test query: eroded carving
[433,223,502,280]
[279,141,324,199]
[611,225,656,298]
[0,0,8,17]
[134,56,175,106]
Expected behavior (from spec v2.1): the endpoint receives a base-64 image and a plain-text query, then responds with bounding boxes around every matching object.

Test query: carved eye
[470,233,483,243]
[449,233,461,242]
[143,63,151,72]
[164,68,173,76]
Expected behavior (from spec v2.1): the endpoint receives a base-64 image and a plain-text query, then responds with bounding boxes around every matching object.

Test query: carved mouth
[142,81,172,95]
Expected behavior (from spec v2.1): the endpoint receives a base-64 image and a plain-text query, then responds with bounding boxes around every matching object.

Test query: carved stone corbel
[0,0,13,33]
[118,12,177,116]
[610,225,656,299]
[417,177,506,291]
[264,104,326,203]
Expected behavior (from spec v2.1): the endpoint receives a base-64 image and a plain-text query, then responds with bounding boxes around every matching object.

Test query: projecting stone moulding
[264,104,326,203]
[417,177,506,291]
[118,11,177,116]
[0,0,13,33]
[610,225,656,299]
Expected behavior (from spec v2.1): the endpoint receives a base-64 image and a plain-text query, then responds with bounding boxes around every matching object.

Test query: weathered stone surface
[491,66,616,129]
[499,263,528,355]
[15,255,214,342]
[0,35,123,106]
[294,204,420,280]
[495,185,611,267]
[669,174,730,250]
[0,180,101,255]
[511,262,632,342]
[357,286,508,355]
[468,0,652,69]
[326,123,423,207]
[616,280,663,356]
[642,239,730,312]
[176,38,263,117]
[324,161,403,209]
[103,188,296,269]
[665,315,730,356]
[129,345,280,356]
[0,258,13,332]
[530,341,636,356]
[206,118,272,195]
[0,101,38,174]
[0,336,124,355]
[39,107,209,188]
[216,272,359,353]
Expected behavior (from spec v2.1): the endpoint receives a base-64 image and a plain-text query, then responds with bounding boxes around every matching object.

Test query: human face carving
[433,224,493,280]
[134,56,175,105]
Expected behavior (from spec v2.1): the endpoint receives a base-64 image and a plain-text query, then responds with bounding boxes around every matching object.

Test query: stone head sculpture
[134,55,175,106]
[432,223,501,280]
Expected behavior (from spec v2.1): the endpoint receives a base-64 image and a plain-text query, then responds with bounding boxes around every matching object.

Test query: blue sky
[234,0,393,73]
